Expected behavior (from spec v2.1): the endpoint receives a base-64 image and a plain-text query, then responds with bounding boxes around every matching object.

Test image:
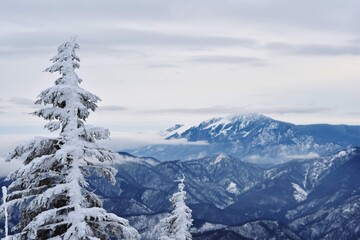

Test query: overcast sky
[0,0,359,156]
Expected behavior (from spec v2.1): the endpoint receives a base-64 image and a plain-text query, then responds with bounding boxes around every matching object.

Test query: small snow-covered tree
[159,175,193,240]
[1,37,140,240]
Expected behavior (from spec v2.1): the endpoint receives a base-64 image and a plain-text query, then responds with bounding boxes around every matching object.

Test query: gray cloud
[144,106,237,115]
[4,32,359,61]
[259,107,333,115]
[344,111,360,116]
[4,28,358,60]
[83,30,257,50]
[1,0,358,34]
[142,106,333,115]
[266,42,360,56]
[0,0,358,59]
[203,0,360,34]
[0,29,259,57]
[98,105,128,111]
[9,97,36,107]
[0,98,36,109]
[350,39,360,44]
[144,63,180,69]
[95,30,257,48]
[189,55,265,65]
[0,0,358,130]
[0,0,176,24]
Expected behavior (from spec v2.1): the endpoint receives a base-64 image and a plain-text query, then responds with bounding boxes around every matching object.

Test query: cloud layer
[0,0,359,145]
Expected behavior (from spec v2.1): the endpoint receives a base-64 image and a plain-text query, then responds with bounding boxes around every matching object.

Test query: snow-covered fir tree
[159,175,193,240]
[1,37,140,240]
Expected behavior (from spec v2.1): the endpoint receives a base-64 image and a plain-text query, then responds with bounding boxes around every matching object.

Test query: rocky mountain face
[82,148,360,239]
[192,220,302,240]
[130,114,360,163]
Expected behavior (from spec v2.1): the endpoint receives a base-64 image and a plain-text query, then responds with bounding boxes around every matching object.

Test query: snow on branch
[5,137,61,164]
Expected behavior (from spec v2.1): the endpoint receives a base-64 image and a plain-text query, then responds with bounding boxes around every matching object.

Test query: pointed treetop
[45,37,81,80]
[33,36,102,136]
[70,35,78,43]
[175,174,185,192]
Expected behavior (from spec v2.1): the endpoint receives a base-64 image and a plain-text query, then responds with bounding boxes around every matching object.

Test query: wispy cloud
[349,38,360,44]
[266,42,360,56]
[0,98,36,110]
[98,105,128,111]
[101,131,208,151]
[141,105,334,115]
[0,29,259,56]
[2,29,359,58]
[258,106,333,114]
[1,0,358,33]
[142,106,238,115]
[9,97,36,107]
[283,152,320,160]
[144,63,180,69]
[188,55,266,66]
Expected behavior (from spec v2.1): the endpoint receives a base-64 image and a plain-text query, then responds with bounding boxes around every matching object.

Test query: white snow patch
[216,125,233,137]
[226,181,239,194]
[213,154,227,165]
[241,130,251,137]
[204,118,231,131]
[265,169,289,180]
[195,222,226,233]
[292,183,308,202]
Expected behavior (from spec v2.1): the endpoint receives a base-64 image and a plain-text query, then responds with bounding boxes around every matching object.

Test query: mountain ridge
[130,114,360,163]
[1,148,359,239]
[111,148,360,239]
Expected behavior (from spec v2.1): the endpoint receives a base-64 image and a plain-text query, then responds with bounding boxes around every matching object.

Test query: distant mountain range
[1,149,359,239]
[2,114,360,239]
[115,148,360,239]
[130,114,360,163]
[42,147,357,239]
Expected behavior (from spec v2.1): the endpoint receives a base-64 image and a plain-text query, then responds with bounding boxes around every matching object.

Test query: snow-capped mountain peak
[130,114,360,163]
